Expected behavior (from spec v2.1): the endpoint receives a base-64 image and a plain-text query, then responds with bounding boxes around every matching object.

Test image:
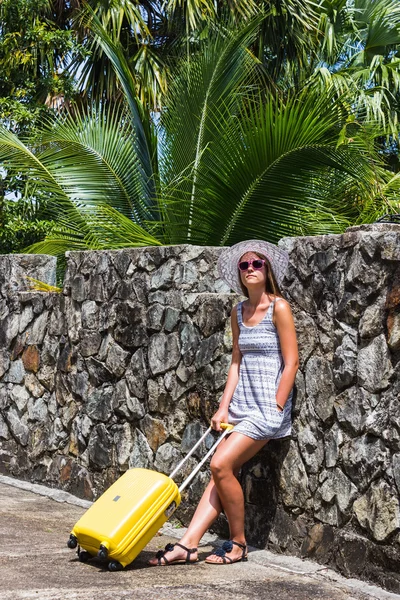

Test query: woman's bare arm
[274,299,299,410]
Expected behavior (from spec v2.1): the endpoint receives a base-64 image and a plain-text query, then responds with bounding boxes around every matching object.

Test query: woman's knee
[210,454,232,479]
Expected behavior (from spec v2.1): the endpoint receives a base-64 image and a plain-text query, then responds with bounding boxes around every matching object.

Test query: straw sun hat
[217,239,289,295]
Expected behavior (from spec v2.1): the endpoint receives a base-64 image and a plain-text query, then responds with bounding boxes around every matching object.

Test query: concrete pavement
[0,476,399,600]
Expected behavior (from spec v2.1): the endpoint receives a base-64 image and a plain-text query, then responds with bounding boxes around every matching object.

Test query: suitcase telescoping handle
[169,423,234,494]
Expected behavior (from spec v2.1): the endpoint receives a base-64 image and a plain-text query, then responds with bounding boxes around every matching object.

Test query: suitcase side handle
[172,424,234,494]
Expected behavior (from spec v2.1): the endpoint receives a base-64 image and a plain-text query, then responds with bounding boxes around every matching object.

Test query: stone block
[297,422,324,474]
[0,350,10,378]
[305,356,335,423]
[195,332,222,369]
[280,443,311,508]
[25,373,46,398]
[70,275,86,302]
[179,321,201,366]
[114,302,147,347]
[67,370,88,398]
[126,348,147,399]
[334,386,364,435]
[317,468,357,517]
[19,305,34,333]
[324,423,344,468]
[113,422,133,470]
[301,523,334,563]
[359,297,385,339]
[167,408,188,441]
[22,345,40,373]
[194,297,228,337]
[58,343,74,373]
[181,422,205,458]
[150,258,176,290]
[334,531,369,579]
[113,380,145,420]
[154,442,180,475]
[25,311,49,345]
[147,303,164,331]
[387,311,400,351]
[148,332,181,375]
[105,340,130,377]
[333,332,357,390]
[294,311,318,368]
[3,360,25,384]
[140,414,167,452]
[81,300,99,330]
[5,407,29,446]
[85,386,114,422]
[357,334,393,392]
[85,357,114,386]
[1,313,19,346]
[164,307,180,332]
[129,428,153,469]
[0,414,9,440]
[79,331,102,357]
[87,423,112,469]
[353,481,400,542]
[28,397,49,423]
[341,435,389,491]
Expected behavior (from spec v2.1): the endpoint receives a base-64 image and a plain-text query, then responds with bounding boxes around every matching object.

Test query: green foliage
[0,195,55,254]
[0,21,392,264]
[0,0,80,132]
[0,1,400,260]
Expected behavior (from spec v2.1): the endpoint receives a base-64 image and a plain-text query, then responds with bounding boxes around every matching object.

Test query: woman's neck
[246,290,271,308]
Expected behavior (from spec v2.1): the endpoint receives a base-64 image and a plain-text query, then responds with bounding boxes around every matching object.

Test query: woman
[149,240,298,566]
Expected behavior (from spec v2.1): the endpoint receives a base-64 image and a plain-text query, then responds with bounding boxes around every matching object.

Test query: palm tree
[68,0,318,109]
[0,18,389,264]
[302,0,400,132]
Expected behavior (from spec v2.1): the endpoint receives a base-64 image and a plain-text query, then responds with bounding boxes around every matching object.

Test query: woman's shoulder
[272,296,292,312]
[232,301,243,312]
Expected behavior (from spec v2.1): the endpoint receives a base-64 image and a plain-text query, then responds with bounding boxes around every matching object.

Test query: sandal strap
[231,540,247,559]
[208,548,232,564]
[231,541,246,551]
[206,540,247,564]
[156,542,175,565]
[175,542,198,562]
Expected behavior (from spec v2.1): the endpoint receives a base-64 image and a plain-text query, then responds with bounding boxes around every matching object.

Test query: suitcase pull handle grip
[220,422,234,431]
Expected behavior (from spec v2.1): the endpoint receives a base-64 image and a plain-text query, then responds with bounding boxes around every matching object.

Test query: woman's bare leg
[148,475,224,565]
[148,432,267,565]
[205,432,268,563]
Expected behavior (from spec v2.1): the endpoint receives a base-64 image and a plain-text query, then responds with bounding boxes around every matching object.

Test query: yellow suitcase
[67,424,232,570]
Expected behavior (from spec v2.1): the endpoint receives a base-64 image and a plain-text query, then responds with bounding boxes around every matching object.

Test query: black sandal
[205,540,248,564]
[151,542,198,566]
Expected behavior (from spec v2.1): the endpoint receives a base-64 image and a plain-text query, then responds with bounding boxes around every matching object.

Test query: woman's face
[238,251,267,290]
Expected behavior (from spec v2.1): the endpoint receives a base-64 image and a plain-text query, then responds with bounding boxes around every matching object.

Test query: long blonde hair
[238,252,284,298]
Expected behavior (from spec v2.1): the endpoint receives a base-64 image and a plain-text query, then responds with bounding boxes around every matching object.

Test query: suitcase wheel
[97,545,108,560]
[67,534,78,549]
[78,551,92,563]
[108,560,123,571]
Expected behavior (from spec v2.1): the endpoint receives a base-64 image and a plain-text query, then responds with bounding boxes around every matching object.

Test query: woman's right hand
[211,408,229,431]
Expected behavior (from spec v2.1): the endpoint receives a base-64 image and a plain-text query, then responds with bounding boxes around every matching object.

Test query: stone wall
[1,226,400,592]
[272,223,400,592]
[0,247,235,504]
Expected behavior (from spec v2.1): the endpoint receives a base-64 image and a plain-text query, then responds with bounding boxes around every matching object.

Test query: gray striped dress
[228,299,292,440]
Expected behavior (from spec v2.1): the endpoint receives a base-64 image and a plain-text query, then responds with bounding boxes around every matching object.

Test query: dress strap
[236,302,243,326]
[271,297,284,319]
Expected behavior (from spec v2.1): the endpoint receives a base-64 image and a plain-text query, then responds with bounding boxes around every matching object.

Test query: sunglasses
[238,259,266,271]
